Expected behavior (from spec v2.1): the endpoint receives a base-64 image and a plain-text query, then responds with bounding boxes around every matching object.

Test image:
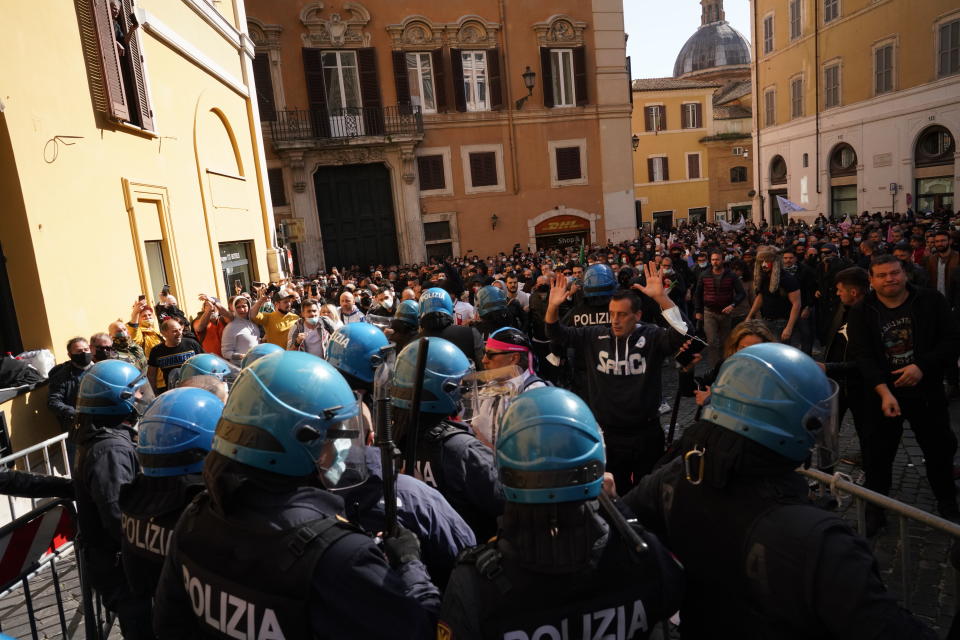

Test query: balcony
[269,106,423,144]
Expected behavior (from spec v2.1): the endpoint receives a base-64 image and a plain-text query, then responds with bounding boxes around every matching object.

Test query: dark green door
[313,164,399,270]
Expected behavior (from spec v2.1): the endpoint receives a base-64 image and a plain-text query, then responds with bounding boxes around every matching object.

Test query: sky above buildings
[624,0,752,79]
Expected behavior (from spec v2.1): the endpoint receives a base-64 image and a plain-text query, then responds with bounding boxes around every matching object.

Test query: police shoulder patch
[437,620,453,640]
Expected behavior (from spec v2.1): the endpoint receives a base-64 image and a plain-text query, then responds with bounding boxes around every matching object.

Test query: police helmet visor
[131,381,156,418]
[809,378,840,471]
[318,395,367,489]
[364,314,393,332]
[460,365,522,449]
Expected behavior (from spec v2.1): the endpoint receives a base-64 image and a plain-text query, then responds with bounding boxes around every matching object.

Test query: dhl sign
[535,215,590,235]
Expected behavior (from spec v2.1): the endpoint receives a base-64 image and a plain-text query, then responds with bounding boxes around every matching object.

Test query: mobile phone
[138,294,146,302]
[675,335,708,367]
[161,284,170,294]
[252,281,264,288]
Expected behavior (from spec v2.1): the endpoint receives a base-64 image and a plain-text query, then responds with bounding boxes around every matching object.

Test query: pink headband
[485,338,534,374]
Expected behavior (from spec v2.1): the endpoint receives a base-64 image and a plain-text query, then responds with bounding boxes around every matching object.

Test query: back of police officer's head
[205,350,361,504]
[495,388,606,565]
[697,343,837,480]
[389,338,472,439]
[77,359,152,428]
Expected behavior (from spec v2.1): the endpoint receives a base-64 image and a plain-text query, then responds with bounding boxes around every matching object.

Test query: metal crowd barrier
[801,466,960,613]
[0,433,112,639]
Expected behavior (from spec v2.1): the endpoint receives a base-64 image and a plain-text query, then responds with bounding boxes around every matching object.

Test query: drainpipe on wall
[751,0,764,223]
[499,0,521,196]
[232,0,285,281]
[815,0,821,197]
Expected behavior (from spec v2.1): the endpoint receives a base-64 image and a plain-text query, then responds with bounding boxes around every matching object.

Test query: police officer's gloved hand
[383,526,421,567]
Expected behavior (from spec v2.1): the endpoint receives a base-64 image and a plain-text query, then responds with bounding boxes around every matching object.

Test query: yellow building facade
[631,0,754,230]
[751,0,960,222]
[0,0,278,448]
[245,0,635,271]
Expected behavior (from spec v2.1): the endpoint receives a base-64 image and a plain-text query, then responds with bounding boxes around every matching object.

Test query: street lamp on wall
[631,134,640,151]
[491,214,499,230]
[515,67,537,110]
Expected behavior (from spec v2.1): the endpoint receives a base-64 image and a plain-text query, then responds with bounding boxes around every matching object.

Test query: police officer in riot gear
[392,337,504,542]
[119,387,223,605]
[175,353,235,387]
[153,351,440,639]
[440,387,684,640]
[325,325,477,589]
[418,287,483,366]
[74,359,155,639]
[388,299,420,353]
[556,263,617,399]
[472,285,520,341]
[239,341,282,369]
[617,343,937,639]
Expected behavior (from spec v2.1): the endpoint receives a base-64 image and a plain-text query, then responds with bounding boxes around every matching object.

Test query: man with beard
[781,249,817,355]
[746,247,801,343]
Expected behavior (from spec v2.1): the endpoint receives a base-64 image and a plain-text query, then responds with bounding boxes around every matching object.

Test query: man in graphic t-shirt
[848,254,960,536]
[147,316,203,393]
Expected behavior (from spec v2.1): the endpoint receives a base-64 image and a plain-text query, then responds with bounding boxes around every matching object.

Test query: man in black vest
[153,351,439,639]
[391,338,504,543]
[440,387,683,640]
[617,343,936,639]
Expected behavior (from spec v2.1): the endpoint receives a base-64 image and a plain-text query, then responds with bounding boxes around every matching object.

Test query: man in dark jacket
[847,254,960,535]
[546,263,687,491]
[47,337,92,432]
[693,251,746,368]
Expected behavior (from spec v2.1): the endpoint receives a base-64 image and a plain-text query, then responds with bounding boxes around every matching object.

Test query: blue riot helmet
[583,263,617,298]
[496,387,604,503]
[77,359,153,416]
[177,353,235,386]
[391,338,474,416]
[326,322,390,385]
[211,351,363,479]
[475,285,507,319]
[702,342,839,464]
[394,300,420,329]
[137,387,224,477]
[418,287,453,318]
[240,342,283,369]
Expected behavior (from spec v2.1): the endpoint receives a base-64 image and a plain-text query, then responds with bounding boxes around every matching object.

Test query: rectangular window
[406,52,437,113]
[764,89,776,126]
[219,242,253,296]
[682,103,702,129]
[790,0,802,39]
[550,49,576,107]
[940,20,960,77]
[687,153,701,179]
[144,240,170,304]
[730,166,748,183]
[253,52,277,122]
[763,16,774,54]
[644,105,666,132]
[267,168,287,207]
[823,0,839,23]
[732,146,745,156]
[875,45,893,94]
[555,146,582,181]
[468,151,498,187]
[424,221,453,261]
[417,155,446,191]
[462,51,490,111]
[648,157,669,182]
[824,64,840,108]
[791,77,804,118]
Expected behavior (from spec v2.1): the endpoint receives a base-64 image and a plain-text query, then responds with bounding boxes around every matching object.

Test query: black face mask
[70,352,92,367]
[94,346,117,362]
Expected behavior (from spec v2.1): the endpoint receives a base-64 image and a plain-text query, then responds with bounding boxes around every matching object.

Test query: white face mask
[305,316,320,327]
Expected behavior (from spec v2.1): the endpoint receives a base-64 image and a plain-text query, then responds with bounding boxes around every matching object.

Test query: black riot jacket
[118,473,205,598]
[439,501,684,640]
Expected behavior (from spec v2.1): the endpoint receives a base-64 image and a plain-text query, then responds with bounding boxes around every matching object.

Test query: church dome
[673,4,751,78]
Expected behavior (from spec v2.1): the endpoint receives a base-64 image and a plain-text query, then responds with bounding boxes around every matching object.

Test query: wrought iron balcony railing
[269,105,423,142]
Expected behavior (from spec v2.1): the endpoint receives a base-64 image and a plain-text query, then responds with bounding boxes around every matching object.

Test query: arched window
[770,155,787,185]
[915,126,955,168]
[730,166,748,183]
[829,143,857,177]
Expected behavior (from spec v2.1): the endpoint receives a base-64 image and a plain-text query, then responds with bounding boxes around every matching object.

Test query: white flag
[776,196,806,216]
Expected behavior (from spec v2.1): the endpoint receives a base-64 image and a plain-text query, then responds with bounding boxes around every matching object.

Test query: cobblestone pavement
[1,370,957,638]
